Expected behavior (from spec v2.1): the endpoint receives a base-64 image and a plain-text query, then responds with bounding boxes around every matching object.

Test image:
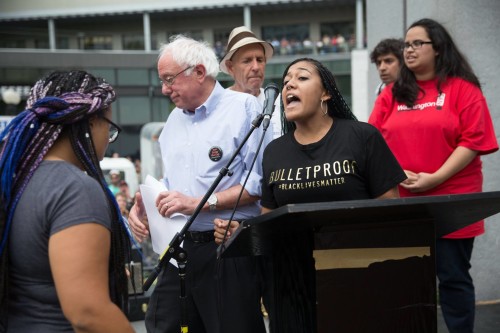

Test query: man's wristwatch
[208,193,218,212]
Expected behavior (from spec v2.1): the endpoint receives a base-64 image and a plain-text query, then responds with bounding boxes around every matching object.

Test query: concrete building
[0,0,358,157]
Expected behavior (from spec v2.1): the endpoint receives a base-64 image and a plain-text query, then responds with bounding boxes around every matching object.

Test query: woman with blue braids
[0,70,135,332]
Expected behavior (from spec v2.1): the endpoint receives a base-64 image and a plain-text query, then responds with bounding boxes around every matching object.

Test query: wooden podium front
[220,192,500,333]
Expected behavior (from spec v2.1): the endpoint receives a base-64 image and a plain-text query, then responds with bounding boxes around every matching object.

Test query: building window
[88,68,116,85]
[116,96,151,125]
[319,22,355,53]
[117,69,149,86]
[0,38,26,48]
[123,34,144,50]
[151,96,171,122]
[34,38,49,49]
[150,33,159,50]
[78,35,112,50]
[213,28,231,61]
[56,37,70,49]
[262,23,312,56]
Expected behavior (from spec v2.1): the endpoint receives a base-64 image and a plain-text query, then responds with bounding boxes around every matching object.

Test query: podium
[220,192,500,333]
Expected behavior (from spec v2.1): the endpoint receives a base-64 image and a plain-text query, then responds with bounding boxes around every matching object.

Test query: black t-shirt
[261,118,406,209]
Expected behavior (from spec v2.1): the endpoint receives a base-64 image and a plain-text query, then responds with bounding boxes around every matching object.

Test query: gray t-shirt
[7,161,111,332]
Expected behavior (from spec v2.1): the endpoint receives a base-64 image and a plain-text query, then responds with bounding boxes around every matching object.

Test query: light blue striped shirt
[158,81,272,231]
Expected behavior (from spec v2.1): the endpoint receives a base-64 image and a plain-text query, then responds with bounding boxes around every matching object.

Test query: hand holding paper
[140,175,187,265]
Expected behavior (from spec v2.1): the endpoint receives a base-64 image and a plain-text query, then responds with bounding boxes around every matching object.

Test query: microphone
[262,83,279,131]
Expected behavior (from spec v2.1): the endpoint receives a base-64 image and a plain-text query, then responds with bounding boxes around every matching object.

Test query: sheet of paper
[140,175,187,266]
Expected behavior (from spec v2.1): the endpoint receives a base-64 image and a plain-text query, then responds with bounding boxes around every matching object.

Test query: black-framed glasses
[403,40,433,50]
[101,117,122,143]
[159,66,193,87]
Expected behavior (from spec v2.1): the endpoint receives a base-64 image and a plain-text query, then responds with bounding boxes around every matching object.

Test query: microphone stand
[142,112,265,292]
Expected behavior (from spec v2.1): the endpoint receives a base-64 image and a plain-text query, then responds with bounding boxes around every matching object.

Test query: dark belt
[185,230,214,243]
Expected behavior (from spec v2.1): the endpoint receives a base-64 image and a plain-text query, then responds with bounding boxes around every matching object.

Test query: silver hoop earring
[320,99,328,116]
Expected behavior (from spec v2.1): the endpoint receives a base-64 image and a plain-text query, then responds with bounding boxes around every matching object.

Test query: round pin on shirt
[208,146,223,161]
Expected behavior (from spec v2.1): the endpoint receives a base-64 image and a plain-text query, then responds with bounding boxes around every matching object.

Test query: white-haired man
[128,35,271,333]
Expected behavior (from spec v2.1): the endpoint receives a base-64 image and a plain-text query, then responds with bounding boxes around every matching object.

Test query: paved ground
[131,301,500,332]
[437,301,500,333]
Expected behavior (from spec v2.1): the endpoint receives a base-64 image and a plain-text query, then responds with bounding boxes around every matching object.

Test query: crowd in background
[105,154,158,268]
[214,33,359,60]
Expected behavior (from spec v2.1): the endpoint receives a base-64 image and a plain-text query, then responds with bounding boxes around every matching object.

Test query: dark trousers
[145,238,266,333]
[436,237,475,333]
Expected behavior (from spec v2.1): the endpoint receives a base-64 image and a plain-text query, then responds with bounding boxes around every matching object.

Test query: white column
[244,5,251,28]
[143,12,151,52]
[351,49,369,122]
[356,0,364,49]
[48,19,56,51]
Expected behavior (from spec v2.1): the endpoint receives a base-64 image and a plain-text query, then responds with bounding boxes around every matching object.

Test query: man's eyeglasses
[159,66,193,87]
[403,40,433,50]
[101,117,122,143]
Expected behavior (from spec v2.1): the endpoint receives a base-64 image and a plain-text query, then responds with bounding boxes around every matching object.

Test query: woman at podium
[215,57,407,332]
[259,57,406,209]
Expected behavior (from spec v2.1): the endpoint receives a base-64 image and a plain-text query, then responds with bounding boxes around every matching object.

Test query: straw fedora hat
[220,26,274,74]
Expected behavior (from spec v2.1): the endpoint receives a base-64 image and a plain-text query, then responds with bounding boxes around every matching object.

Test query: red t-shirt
[369,77,498,238]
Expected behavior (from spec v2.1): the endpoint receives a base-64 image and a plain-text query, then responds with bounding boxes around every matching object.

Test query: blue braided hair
[0,70,131,313]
